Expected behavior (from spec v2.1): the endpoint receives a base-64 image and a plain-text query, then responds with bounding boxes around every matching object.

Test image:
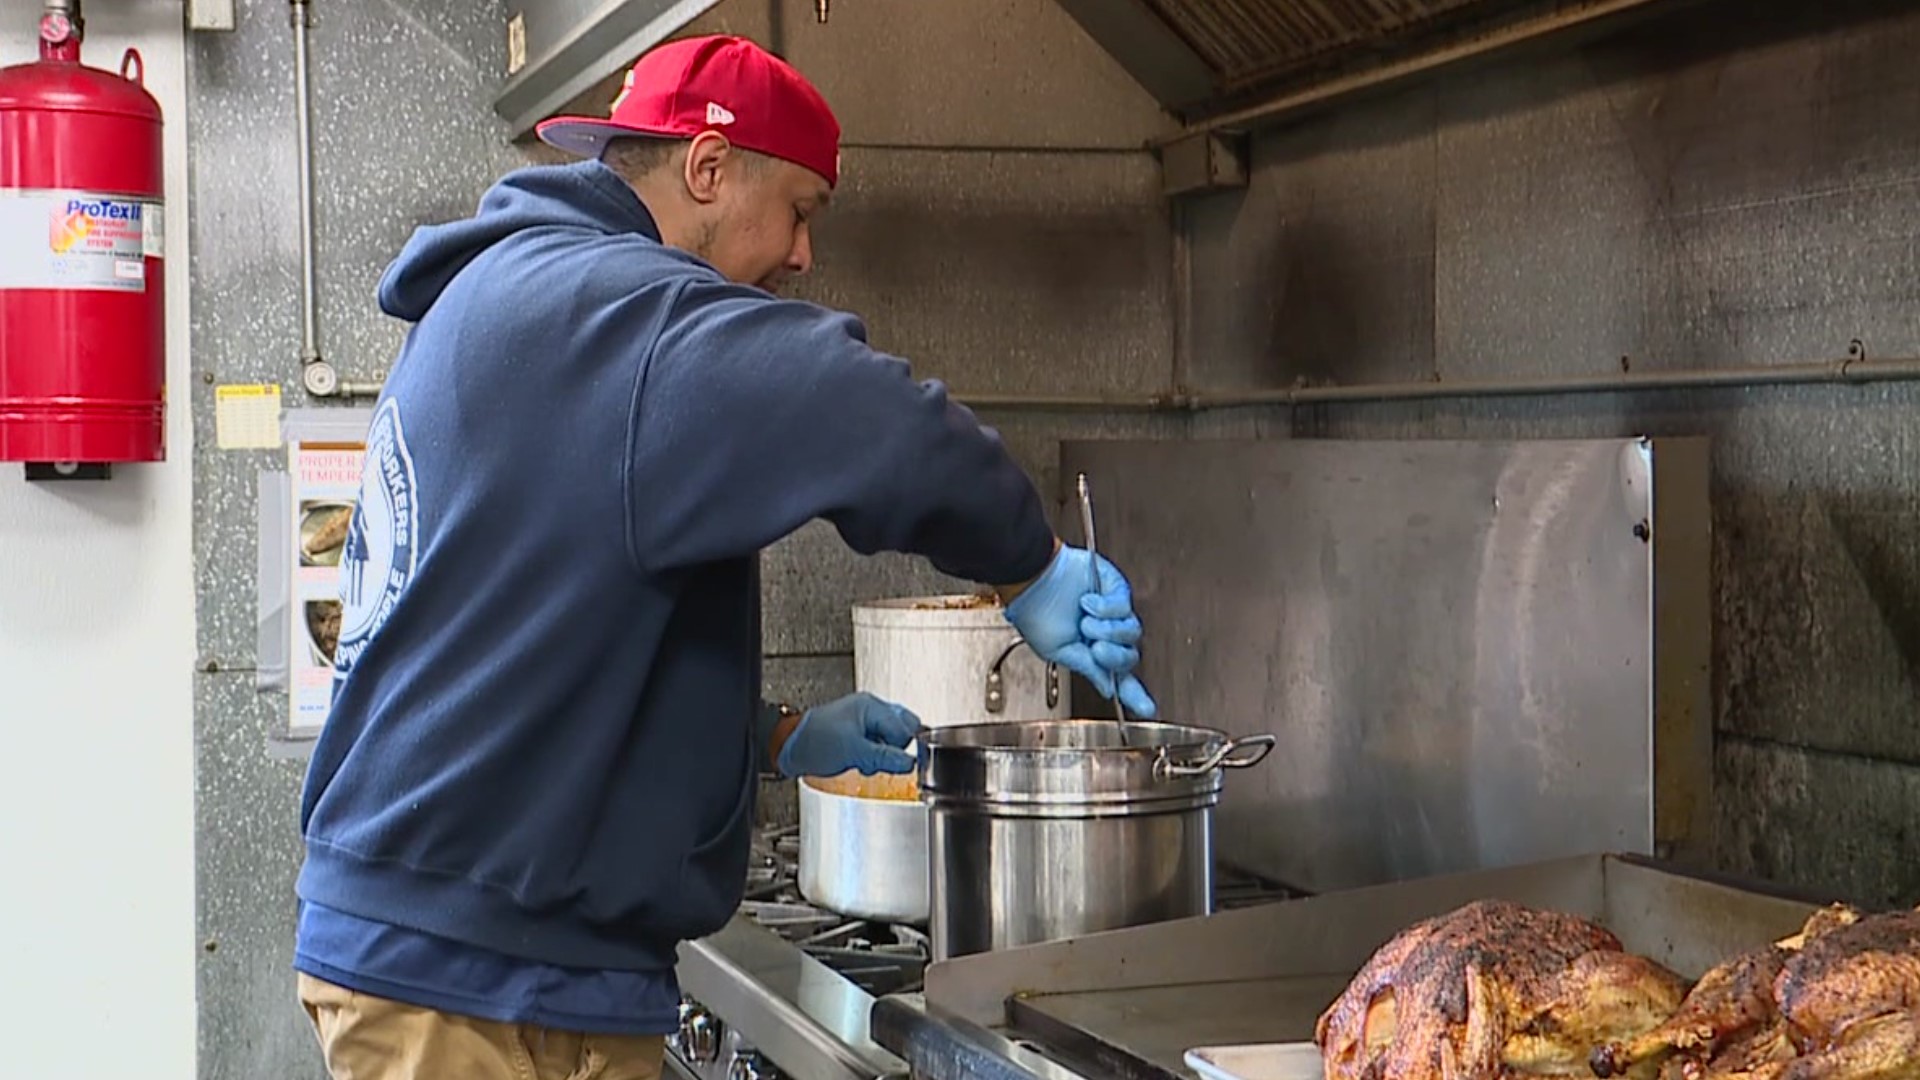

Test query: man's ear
[683,131,732,206]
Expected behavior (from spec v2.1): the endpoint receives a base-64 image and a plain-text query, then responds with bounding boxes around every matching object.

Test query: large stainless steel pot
[919,718,1275,961]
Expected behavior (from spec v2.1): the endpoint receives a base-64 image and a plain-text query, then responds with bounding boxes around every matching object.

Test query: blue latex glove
[777,692,921,778]
[1005,544,1158,718]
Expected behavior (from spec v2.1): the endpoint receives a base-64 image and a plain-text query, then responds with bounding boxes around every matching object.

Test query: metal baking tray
[1183,1042,1321,1080]
[880,853,1851,1080]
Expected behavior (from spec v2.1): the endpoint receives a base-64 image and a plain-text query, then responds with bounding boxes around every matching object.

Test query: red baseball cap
[537,35,842,188]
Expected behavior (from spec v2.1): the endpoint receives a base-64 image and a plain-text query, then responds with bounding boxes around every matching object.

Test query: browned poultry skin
[1775,910,1920,1050]
[1700,1012,1920,1080]
[1681,1020,1800,1078]
[1315,900,1688,1080]
[1592,905,1868,1078]
[1506,951,1693,1075]
[1591,946,1791,1077]
[1788,907,1871,950]
[1602,905,1920,1080]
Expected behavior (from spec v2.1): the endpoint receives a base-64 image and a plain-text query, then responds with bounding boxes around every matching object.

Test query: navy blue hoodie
[295,160,1054,973]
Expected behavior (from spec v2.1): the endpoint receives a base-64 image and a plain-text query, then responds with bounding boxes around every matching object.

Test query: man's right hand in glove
[1001,540,1158,718]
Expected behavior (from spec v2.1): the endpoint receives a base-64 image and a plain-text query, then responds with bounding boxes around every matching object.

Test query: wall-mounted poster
[288,435,365,737]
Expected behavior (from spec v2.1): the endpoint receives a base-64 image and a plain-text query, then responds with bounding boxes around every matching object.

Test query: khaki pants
[299,973,665,1080]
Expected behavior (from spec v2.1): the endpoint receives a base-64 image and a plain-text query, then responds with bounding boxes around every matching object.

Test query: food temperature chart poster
[288,436,363,735]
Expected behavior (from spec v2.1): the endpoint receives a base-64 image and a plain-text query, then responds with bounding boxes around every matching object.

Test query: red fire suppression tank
[0,2,165,473]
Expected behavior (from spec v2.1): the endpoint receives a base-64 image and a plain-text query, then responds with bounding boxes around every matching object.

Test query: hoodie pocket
[662,733,756,939]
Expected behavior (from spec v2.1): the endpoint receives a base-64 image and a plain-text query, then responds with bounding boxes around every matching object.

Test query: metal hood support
[494,0,726,140]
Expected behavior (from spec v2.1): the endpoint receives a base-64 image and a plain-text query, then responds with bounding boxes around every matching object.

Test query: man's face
[704,154,832,294]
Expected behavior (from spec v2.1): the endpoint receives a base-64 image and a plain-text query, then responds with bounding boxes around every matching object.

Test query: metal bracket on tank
[24,462,112,481]
[984,637,1060,714]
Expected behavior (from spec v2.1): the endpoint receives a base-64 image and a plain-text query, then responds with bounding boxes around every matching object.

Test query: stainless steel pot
[919,718,1276,961]
[796,775,928,925]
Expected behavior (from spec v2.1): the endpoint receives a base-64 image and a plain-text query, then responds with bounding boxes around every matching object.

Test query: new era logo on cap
[533,34,843,187]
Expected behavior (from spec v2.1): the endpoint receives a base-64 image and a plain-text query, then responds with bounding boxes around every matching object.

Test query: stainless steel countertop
[872,977,1350,1080]
[1005,974,1351,1080]
[868,854,1832,1080]
[676,916,911,1080]
[872,994,1100,1080]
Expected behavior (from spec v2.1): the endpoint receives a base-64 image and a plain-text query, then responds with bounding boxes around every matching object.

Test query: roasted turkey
[1314,900,1689,1080]
[1591,903,1920,1080]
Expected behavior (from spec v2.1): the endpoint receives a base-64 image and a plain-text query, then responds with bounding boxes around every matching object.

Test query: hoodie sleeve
[624,281,1056,584]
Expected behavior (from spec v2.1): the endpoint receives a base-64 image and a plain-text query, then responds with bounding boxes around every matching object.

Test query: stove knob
[727,1048,780,1080]
[673,1001,721,1064]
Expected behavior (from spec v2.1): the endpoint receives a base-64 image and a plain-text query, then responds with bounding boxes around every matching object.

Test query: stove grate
[733,823,1310,998]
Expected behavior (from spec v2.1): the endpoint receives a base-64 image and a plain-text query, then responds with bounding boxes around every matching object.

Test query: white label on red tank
[0,189,160,293]
[142,204,165,259]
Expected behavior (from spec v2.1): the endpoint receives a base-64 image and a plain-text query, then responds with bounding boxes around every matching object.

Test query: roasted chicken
[1592,904,1920,1080]
[1590,929,1812,1079]
[1315,899,1689,1080]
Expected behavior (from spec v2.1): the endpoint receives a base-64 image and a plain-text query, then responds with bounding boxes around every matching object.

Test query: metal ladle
[1076,472,1128,744]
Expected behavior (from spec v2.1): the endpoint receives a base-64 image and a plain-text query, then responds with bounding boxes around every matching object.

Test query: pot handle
[985,636,1061,713]
[1154,734,1277,780]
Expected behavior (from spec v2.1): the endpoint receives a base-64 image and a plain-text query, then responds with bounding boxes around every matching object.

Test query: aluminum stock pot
[796,595,1068,925]
[797,769,928,925]
[917,718,1276,961]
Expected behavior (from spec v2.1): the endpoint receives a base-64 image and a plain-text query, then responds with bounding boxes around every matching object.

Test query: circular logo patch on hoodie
[336,397,419,674]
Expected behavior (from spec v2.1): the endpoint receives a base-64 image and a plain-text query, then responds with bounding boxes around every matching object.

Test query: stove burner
[739,825,933,997]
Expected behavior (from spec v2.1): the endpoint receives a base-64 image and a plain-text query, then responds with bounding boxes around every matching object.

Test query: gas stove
[736,825,933,998]
[665,823,1306,1080]
[665,824,922,1080]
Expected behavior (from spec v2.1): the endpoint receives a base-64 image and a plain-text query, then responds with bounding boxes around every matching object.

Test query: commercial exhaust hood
[495,0,727,144]
[1056,0,1694,132]
[493,0,1691,182]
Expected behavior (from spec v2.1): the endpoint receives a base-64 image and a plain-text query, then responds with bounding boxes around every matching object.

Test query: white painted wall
[0,2,195,1076]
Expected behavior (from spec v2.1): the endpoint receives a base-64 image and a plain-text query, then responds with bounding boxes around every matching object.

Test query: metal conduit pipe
[953,349,1920,412]
[290,0,381,399]
[292,0,315,369]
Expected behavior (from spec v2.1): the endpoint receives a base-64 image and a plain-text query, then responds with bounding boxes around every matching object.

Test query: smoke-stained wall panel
[1180,0,1920,906]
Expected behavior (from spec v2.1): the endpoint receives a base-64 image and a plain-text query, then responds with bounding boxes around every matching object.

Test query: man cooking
[292,33,1158,1080]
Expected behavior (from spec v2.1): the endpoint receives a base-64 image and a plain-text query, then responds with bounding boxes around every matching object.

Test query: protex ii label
[0,189,160,293]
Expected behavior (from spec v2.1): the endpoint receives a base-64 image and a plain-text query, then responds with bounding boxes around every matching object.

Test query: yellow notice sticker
[215,383,283,449]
